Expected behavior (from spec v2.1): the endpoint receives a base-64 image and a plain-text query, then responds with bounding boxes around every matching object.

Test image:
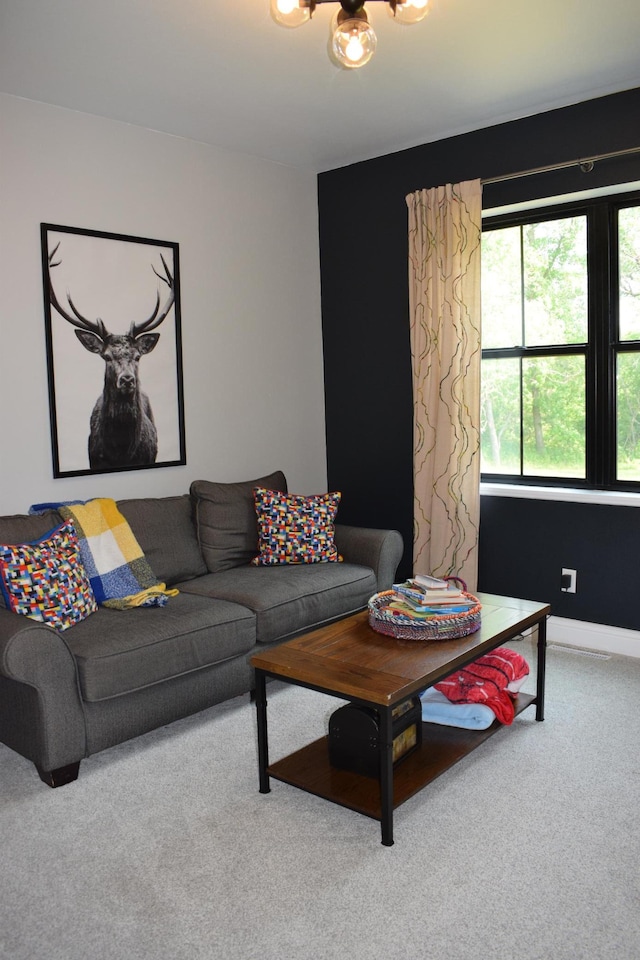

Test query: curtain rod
[481,145,640,186]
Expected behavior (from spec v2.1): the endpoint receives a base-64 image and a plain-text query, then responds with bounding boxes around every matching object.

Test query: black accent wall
[319,87,640,629]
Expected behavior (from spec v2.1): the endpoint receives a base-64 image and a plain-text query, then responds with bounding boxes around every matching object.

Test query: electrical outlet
[561,568,577,593]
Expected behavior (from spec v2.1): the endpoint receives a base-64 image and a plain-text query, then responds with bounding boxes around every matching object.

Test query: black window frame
[481,188,640,492]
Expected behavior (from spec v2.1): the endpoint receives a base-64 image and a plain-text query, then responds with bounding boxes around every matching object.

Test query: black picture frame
[40,223,186,478]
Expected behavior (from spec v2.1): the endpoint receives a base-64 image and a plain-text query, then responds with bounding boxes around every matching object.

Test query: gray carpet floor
[2,639,639,960]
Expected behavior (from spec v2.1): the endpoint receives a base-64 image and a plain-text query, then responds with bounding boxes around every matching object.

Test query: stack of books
[388,575,476,619]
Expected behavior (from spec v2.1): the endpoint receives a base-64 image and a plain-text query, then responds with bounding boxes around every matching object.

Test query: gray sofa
[0,471,403,787]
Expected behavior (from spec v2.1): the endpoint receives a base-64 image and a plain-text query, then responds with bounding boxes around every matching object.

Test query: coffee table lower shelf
[267,692,535,821]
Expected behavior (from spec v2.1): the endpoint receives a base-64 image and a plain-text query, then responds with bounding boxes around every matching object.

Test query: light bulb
[389,0,430,25]
[331,14,377,69]
[270,0,311,28]
[345,33,364,63]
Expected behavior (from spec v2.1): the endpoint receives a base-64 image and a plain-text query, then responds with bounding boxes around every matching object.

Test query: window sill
[480,482,640,508]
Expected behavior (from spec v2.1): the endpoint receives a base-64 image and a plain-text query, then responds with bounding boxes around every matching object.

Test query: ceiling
[2,0,640,172]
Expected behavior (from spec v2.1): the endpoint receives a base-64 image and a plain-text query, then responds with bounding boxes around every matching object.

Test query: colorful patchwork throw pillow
[251,488,342,565]
[0,518,98,630]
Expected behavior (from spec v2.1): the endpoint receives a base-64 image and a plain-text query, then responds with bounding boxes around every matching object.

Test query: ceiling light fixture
[270,0,429,69]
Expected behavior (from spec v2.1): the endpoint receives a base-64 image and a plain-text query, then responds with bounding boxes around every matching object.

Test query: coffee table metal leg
[255,670,270,793]
[535,615,547,722]
[379,706,394,846]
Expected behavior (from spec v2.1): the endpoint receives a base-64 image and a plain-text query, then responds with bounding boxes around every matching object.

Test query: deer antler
[129,254,175,337]
[47,244,107,340]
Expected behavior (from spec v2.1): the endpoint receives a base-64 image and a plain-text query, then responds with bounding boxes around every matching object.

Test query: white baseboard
[547,615,640,659]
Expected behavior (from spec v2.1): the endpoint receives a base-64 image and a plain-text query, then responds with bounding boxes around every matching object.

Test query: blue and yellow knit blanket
[57,498,179,609]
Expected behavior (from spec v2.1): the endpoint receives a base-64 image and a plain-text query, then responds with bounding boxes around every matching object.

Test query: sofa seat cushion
[63,593,256,701]
[176,563,377,645]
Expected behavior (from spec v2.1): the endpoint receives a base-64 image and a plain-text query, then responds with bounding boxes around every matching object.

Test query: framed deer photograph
[40,223,186,477]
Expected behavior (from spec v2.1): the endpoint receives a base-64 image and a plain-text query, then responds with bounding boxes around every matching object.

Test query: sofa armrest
[0,609,86,771]
[334,525,404,591]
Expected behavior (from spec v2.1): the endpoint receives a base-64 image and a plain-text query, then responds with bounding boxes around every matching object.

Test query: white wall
[0,94,327,512]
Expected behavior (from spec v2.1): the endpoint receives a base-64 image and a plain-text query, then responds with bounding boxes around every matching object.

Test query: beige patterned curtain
[406,180,482,591]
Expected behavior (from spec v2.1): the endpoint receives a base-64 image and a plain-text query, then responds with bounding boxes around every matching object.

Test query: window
[480,191,640,490]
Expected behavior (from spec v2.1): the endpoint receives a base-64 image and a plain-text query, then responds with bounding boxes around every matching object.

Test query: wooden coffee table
[251,593,549,845]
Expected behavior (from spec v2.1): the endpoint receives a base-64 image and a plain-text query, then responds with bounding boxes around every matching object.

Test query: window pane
[481,358,520,473]
[616,352,640,480]
[619,207,640,341]
[523,217,588,347]
[482,194,640,490]
[522,356,585,478]
[481,227,522,349]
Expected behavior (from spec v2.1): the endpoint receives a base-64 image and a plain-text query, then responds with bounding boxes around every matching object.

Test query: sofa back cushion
[117,496,207,586]
[0,510,64,609]
[190,471,287,574]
